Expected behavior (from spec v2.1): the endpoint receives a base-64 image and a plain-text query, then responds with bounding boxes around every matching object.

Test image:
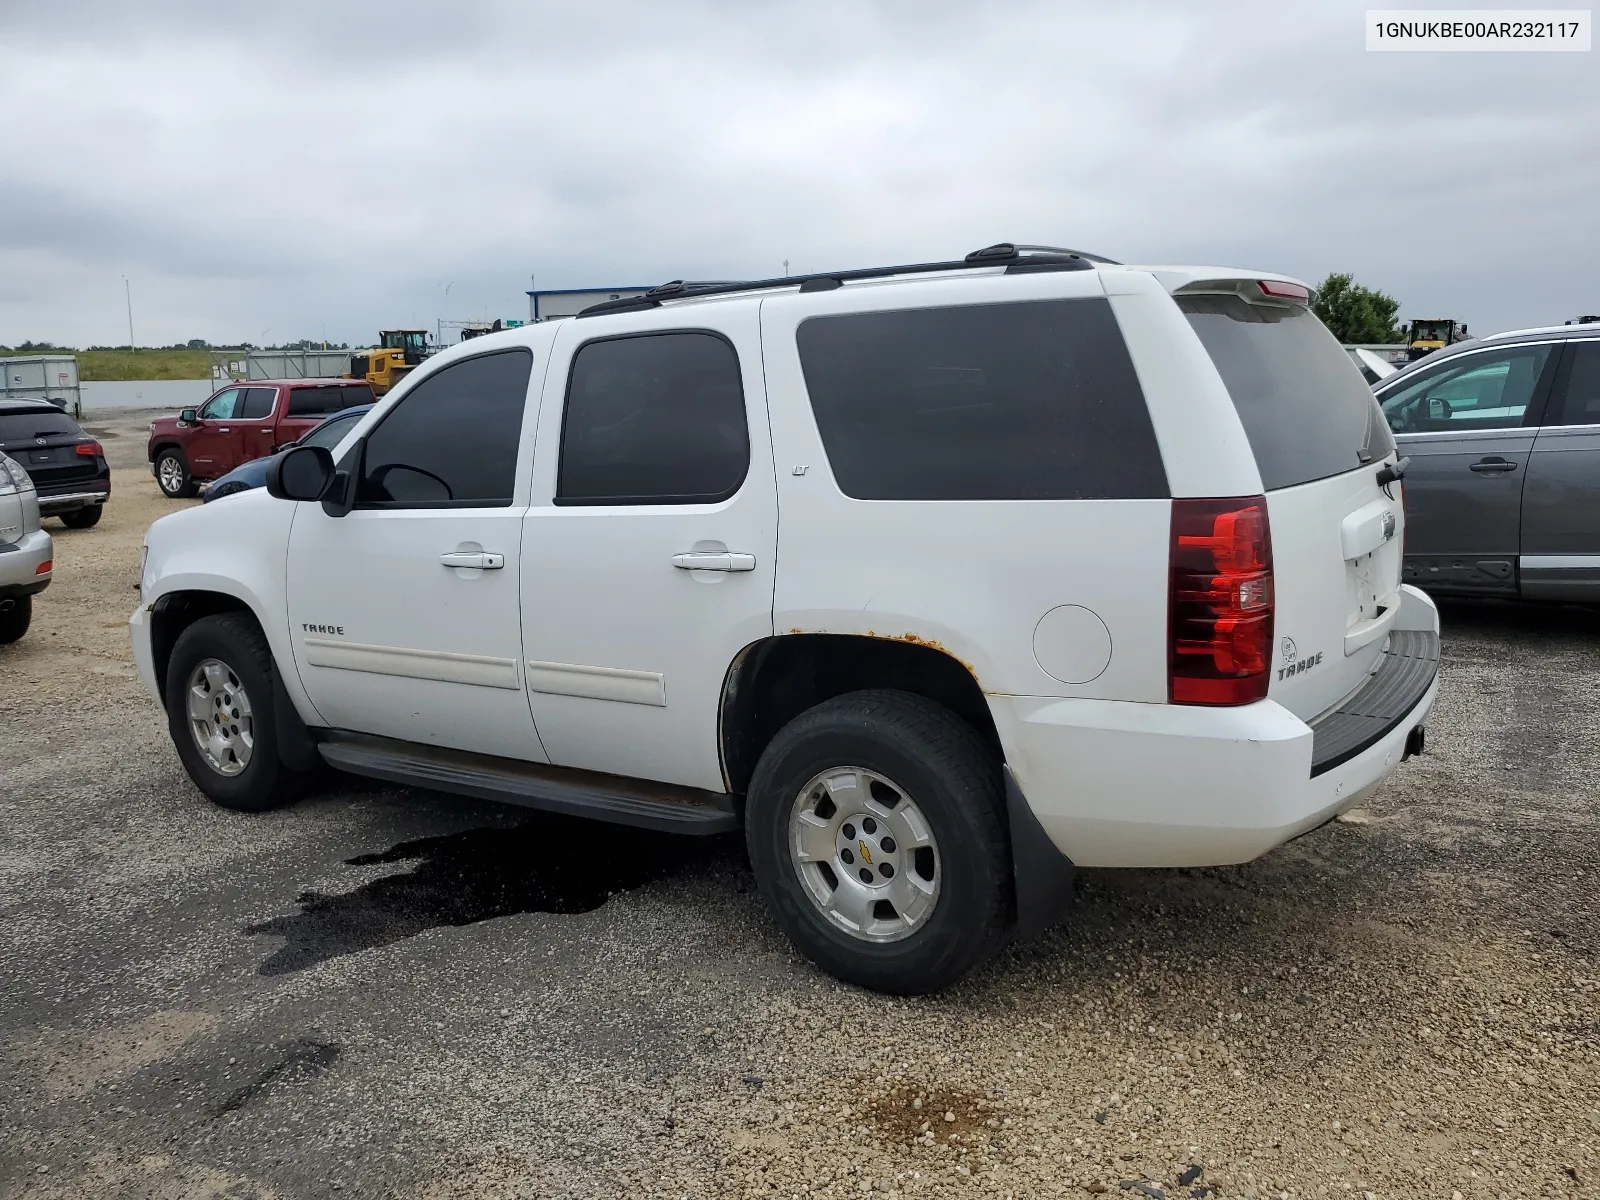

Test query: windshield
[300,412,362,450]
[1178,294,1395,490]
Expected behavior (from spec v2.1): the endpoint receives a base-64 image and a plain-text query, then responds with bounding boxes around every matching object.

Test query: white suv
[132,244,1439,993]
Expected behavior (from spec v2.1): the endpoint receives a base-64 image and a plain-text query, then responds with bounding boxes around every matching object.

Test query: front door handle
[672,551,756,572]
[440,551,505,569]
[1469,457,1517,474]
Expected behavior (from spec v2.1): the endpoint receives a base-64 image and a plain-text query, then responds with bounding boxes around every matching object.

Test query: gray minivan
[1376,325,1600,601]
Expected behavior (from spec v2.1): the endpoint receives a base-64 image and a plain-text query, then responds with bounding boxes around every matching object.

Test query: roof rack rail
[576,242,1119,317]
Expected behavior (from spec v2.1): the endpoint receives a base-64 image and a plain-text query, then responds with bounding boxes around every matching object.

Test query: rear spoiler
[1171,277,1313,308]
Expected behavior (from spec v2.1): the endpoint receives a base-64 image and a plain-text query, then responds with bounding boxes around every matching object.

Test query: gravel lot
[2,410,1595,1200]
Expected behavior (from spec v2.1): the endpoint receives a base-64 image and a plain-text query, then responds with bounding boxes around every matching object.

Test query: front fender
[141,494,320,727]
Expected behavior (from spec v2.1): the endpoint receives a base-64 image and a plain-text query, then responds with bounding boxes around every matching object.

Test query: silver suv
[1376,324,1600,600]
[0,452,53,643]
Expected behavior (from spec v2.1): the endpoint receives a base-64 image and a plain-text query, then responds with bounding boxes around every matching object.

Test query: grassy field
[0,348,214,381]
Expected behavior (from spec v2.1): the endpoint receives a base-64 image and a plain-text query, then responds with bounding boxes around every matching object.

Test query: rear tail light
[36,560,52,575]
[76,441,103,457]
[1169,496,1274,705]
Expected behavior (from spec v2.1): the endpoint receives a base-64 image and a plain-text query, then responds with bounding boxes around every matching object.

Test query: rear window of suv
[1178,293,1395,491]
[796,298,1168,500]
[0,409,78,441]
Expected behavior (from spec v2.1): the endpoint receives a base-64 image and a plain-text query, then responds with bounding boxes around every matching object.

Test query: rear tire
[0,596,32,644]
[60,505,103,528]
[745,689,1011,994]
[155,450,196,499]
[165,613,306,812]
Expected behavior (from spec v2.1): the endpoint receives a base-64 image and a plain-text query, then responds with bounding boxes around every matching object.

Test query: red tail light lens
[1256,279,1310,303]
[76,441,103,457]
[1169,496,1274,705]
[36,560,52,575]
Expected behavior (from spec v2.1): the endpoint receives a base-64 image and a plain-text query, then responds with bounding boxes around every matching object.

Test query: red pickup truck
[147,378,376,498]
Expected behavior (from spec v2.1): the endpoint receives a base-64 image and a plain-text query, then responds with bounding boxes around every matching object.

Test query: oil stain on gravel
[246,815,734,975]
[860,1081,1002,1146]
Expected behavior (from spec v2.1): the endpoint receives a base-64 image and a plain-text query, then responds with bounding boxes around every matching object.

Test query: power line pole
[121,275,135,351]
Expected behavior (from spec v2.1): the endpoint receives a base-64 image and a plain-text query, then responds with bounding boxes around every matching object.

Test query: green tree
[1312,274,1404,344]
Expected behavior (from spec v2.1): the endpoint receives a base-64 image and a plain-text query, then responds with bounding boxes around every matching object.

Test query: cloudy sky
[3,1,1594,348]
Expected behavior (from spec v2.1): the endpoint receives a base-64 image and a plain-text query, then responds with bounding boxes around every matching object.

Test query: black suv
[0,401,111,528]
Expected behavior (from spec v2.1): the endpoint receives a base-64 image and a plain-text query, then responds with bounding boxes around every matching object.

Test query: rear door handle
[672,551,756,572]
[440,551,505,569]
[1469,457,1517,474]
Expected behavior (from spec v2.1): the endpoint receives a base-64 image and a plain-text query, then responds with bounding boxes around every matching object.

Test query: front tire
[155,450,196,499]
[0,596,32,644]
[60,504,103,528]
[164,613,305,812]
[745,689,1011,994]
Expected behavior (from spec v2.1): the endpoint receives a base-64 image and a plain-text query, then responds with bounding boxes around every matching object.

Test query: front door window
[1380,345,1552,434]
[200,388,241,420]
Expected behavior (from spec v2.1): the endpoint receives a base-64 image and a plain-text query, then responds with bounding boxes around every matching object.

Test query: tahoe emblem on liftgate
[302,623,344,635]
[1277,636,1322,680]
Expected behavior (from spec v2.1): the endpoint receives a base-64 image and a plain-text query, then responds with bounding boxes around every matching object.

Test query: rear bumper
[996,585,1441,869]
[0,528,53,597]
[37,487,109,515]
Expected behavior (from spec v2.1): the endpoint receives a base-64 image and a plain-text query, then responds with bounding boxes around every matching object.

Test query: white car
[132,244,1439,993]
[0,452,53,643]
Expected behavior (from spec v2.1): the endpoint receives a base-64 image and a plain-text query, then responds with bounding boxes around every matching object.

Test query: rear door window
[556,332,749,505]
[1551,341,1600,426]
[237,387,276,419]
[795,298,1166,500]
[1178,294,1395,490]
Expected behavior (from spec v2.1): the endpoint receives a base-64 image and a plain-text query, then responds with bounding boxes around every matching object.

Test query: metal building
[526,287,653,324]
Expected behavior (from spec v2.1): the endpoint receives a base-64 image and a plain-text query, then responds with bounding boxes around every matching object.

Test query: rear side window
[1554,341,1600,425]
[0,410,77,441]
[1178,294,1395,490]
[357,350,532,507]
[557,332,749,505]
[238,387,276,419]
[290,385,372,416]
[795,299,1166,500]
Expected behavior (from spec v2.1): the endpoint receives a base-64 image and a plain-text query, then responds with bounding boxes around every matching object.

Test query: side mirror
[266,444,336,502]
[179,408,198,424]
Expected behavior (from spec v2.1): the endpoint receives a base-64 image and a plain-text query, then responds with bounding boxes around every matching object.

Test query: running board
[316,732,740,835]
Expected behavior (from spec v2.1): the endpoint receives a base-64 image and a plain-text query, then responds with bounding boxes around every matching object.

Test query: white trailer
[0,355,81,415]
